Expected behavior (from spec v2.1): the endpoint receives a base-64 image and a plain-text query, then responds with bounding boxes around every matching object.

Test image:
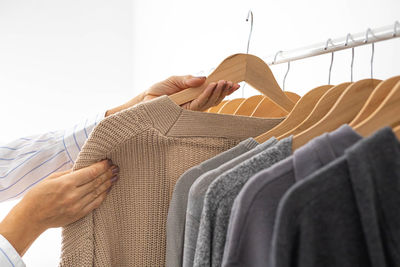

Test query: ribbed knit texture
[166,138,259,267]
[59,96,284,267]
[183,137,278,267]
[193,137,292,267]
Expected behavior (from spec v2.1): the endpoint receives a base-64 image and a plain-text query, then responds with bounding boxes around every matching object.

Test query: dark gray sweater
[222,125,362,267]
[270,127,400,267]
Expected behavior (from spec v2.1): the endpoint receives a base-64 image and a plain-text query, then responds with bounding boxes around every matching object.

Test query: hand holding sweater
[0,160,119,257]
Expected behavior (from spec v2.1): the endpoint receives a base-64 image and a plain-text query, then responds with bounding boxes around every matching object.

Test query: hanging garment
[193,137,292,267]
[222,125,362,267]
[270,127,400,267]
[166,138,260,267]
[59,96,283,267]
[183,137,278,267]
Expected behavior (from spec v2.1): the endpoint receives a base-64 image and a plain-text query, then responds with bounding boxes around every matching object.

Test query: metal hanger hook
[364,28,377,79]
[273,51,290,91]
[246,10,253,54]
[324,38,335,85]
[394,21,400,37]
[241,10,253,97]
[273,50,283,64]
[345,33,355,82]
[283,62,290,92]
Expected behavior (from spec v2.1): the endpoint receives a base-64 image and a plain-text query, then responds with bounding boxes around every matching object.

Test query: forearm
[0,203,44,256]
[0,112,104,202]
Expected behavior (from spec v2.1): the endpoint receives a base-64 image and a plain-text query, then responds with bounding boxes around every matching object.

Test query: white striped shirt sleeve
[0,112,105,202]
[0,112,105,267]
[0,235,25,267]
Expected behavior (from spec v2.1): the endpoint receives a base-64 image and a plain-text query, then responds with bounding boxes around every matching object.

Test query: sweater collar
[142,95,285,139]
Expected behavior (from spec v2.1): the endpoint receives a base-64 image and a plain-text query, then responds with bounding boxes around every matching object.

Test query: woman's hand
[106,75,240,116]
[144,75,240,110]
[0,159,119,256]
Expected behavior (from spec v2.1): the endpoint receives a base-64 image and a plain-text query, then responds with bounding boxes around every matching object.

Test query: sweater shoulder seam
[165,107,183,135]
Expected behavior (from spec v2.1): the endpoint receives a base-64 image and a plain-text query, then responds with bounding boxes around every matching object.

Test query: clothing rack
[264,21,400,65]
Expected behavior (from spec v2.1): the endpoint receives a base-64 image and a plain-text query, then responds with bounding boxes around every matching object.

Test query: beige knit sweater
[59,96,283,267]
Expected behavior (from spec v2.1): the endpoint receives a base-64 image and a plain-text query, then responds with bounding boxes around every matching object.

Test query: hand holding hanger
[105,75,240,117]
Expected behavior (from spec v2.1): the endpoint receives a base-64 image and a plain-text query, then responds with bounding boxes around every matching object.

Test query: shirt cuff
[62,111,106,164]
[0,235,26,267]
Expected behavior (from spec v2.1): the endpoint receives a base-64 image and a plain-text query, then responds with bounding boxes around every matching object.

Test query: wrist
[0,203,45,256]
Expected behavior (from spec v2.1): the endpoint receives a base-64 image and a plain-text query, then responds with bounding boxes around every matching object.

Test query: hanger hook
[273,51,290,91]
[394,21,400,37]
[241,10,254,98]
[283,62,290,92]
[364,28,376,79]
[273,50,283,64]
[324,38,335,85]
[345,33,355,82]
[246,10,253,54]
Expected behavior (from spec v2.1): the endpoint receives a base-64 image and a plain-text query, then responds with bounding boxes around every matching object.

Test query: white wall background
[0,1,133,266]
[132,0,400,99]
[0,0,399,266]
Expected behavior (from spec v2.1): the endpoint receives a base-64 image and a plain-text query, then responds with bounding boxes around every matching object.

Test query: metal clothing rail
[264,21,400,65]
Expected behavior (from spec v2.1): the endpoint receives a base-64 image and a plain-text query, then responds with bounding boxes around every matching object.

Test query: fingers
[78,172,119,215]
[168,75,206,90]
[213,81,233,106]
[184,76,207,88]
[181,80,240,111]
[228,83,241,95]
[79,190,109,217]
[76,165,119,197]
[189,82,217,111]
[68,160,112,186]
[204,80,225,109]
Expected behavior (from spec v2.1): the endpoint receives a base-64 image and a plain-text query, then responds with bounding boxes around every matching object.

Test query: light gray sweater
[166,138,259,267]
[183,137,278,267]
[193,137,292,267]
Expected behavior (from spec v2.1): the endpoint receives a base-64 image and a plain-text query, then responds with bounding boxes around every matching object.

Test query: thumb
[170,75,206,89]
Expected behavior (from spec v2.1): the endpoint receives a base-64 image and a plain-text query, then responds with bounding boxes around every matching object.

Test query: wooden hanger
[169,54,295,112]
[206,100,228,113]
[218,98,246,114]
[251,97,287,117]
[254,85,333,143]
[393,124,400,140]
[349,76,400,126]
[251,91,301,118]
[292,79,381,150]
[277,82,351,139]
[284,92,301,102]
[354,80,400,137]
[234,95,264,116]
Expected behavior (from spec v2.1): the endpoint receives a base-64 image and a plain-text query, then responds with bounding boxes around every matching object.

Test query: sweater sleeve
[0,112,105,202]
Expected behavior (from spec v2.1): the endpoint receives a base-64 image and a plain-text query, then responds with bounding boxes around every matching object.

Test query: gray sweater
[166,138,259,267]
[270,127,400,267]
[222,125,362,267]
[194,137,292,267]
[183,137,278,267]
